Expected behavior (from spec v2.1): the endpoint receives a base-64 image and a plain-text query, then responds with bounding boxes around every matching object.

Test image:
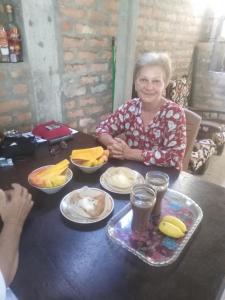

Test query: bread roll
[69,191,105,218]
[104,167,136,190]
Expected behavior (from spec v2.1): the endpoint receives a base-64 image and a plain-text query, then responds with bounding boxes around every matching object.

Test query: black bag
[0,136,36,159]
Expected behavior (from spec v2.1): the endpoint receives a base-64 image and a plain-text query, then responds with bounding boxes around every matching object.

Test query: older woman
[96,52,186,169]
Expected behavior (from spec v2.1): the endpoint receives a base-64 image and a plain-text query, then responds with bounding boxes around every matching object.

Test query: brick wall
[59,0,118,133]
[136,0,204,78]
[0,62,33,132]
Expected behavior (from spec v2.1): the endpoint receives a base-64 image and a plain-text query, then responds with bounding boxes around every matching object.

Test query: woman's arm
[96,133,115,148]
[142,108,186,169]
[96,102,130,140]
[0,184,33,285]
[0,223,22,286]
[109,138,144,162]
[96,103,130,155]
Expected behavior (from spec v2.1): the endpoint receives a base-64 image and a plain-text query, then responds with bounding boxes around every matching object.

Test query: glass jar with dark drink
[145,171,169,218]
[130,183,156,233]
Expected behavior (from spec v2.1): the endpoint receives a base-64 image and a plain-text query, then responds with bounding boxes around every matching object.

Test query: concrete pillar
[113,0,139,111]
[21,0,62,123]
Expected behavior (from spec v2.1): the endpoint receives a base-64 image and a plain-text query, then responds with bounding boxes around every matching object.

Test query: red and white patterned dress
[96,98,186,169]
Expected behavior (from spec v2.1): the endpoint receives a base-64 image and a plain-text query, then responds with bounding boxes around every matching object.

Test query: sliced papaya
[71,146,104,161]
[40,159,69,178]
[30,159,69,187]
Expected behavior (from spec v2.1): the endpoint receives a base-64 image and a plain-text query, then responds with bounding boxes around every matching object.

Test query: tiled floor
[194,148,225,188]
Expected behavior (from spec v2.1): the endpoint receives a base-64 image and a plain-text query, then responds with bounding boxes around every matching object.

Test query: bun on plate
[104,167,137,190]
[69,191,105,218]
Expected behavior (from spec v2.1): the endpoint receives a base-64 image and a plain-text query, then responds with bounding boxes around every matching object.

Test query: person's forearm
[126,148,144,162]
[142,147,185,169]
[97,133,115,147]
[0,223,22,285]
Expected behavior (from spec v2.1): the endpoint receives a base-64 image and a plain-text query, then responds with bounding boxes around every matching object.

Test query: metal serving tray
[107,189,203,267]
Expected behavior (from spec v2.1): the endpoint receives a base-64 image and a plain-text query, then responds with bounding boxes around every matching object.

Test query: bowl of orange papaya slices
[70,146,109,174]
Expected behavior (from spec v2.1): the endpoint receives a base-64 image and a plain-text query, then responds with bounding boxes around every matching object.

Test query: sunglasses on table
[48,140,68,156]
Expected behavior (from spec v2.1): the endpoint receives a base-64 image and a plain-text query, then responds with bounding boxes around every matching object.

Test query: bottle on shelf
[0,24,9,62]
[0,5,9,62]
[5,4,22,63]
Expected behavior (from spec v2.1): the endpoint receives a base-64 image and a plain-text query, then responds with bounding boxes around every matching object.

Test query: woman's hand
[0,183,33,228]
[107,138,131,160]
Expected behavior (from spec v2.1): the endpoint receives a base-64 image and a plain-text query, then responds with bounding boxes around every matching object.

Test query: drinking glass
[145,171,169,218]
[130,183,156,233]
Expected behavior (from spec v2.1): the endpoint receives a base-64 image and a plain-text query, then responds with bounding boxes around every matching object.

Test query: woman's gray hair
[134,52,172,86]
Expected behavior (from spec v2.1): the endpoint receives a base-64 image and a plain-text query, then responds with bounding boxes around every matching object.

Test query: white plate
[100,167,145,194]
[60,186,114,224]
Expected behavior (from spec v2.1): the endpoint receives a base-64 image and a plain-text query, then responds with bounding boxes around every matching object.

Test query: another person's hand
[107,138,131,160]
[0,183,33,228]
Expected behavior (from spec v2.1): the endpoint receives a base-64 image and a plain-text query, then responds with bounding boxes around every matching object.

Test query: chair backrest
[183,108,202,171]
[166,76,191,108]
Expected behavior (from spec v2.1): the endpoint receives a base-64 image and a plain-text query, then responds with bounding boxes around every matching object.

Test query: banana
[161,215,187,233]
[159,221,185,239]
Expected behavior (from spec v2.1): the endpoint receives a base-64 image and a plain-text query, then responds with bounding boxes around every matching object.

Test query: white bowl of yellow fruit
[70,146,109,174]
[28,159,73,194]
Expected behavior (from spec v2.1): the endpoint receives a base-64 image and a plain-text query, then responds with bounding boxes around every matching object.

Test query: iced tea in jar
[145,171,169,217]
[130,183,156,233]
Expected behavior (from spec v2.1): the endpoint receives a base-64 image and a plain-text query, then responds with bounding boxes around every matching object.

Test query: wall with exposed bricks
[136,0,205,78]
[59,0,118,133]
[0,63,33,132]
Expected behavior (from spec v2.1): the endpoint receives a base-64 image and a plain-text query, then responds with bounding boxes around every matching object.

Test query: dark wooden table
[1,132,225,300]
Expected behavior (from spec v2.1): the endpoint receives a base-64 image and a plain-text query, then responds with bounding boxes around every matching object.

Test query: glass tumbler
[145,171,169,218]
[130,183,156,233]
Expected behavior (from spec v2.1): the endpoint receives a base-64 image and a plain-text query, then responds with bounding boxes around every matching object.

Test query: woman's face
[135,65,166,104]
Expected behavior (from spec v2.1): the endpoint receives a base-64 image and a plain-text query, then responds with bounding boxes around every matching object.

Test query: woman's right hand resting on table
[0,184,33,286]
[107,137,143,162]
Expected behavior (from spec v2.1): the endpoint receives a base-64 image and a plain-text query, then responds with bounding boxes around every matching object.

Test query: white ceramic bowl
[70,159,106,174]
[28,165,73,194]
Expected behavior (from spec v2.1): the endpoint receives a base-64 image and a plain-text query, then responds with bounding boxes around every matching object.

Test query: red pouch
[32,121,72,140]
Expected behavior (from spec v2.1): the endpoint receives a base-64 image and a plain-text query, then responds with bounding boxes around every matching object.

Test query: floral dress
[96,98,186,169]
